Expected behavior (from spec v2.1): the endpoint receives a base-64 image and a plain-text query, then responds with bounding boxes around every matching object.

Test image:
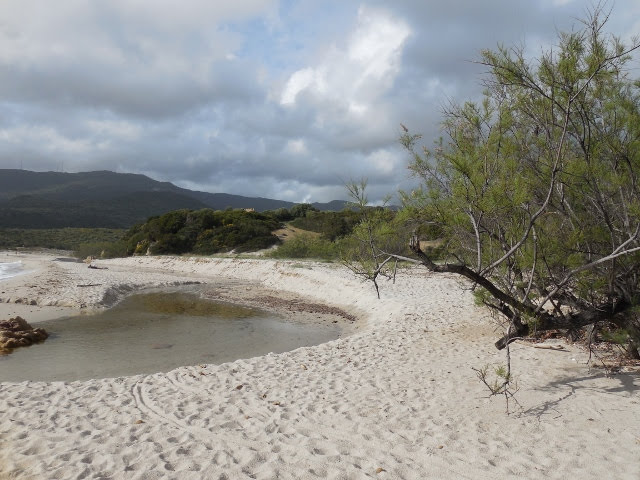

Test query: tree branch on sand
[346,4,640,394]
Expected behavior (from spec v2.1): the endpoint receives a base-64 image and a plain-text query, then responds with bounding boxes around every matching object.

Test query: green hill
[123,208,281,255]
[0,170,348,228]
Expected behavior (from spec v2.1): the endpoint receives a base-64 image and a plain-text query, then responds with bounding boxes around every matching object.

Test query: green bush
[268,234,340,260]
[74,241,128,259]
[0,228,126,251]
[289,209,365,241]
[121,208,281,256]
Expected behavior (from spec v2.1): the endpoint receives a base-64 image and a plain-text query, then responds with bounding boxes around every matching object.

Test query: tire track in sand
[131,373,475,480]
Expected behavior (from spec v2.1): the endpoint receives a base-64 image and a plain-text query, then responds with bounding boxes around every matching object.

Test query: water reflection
[0,289,340,382]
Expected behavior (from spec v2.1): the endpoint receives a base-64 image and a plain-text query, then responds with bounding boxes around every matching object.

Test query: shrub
[268,234,340,260]
[74,241,127,259]
[120,208,281,255]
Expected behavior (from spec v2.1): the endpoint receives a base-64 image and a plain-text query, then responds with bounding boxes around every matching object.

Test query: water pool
[0,289,341,382]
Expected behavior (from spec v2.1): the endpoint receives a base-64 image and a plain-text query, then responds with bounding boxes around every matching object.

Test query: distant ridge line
[0,169,348,228]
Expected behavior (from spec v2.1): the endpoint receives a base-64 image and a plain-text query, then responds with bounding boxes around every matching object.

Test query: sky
[0,1,639,204]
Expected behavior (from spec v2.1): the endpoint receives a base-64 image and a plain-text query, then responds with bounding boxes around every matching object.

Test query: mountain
[0,169,348,228]
[0,170,178,202]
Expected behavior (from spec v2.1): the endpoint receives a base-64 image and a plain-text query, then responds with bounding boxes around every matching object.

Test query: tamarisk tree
[341,180,406,299]
[370,8,640,357]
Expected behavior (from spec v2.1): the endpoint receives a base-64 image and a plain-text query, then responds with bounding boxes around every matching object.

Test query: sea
[0,262,24,281]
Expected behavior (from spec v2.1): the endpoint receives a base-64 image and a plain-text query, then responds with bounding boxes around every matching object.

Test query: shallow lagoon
[0,288,341,382]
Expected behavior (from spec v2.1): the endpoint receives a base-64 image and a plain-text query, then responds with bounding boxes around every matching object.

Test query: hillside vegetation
[58,203,379,260]
[0,228,126,251]
[122,209,281,255]
[0,170,348,228]
[0,199,395,263]
[0,191,208,228]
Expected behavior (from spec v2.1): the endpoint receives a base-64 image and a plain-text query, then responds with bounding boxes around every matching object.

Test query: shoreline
[1,252,639,479]
[0,252,364,335]
[0,253,83,322]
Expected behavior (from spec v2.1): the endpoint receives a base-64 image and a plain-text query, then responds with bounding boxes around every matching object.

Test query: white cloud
[280,5,411,113]
[0,1,637,204]
[368,148,400,175]
[0,0,276,116]
[284,139,308,155]
[280,68,317,105]
[0,125,92,155]
[87,120,142,141]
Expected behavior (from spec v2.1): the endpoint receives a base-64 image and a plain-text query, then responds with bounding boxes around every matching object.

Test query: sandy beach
[0,252,638,479]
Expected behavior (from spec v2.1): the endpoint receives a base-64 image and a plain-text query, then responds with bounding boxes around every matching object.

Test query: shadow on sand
[522,369,639,419]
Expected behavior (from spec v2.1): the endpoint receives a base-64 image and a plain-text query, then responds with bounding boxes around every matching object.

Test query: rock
[0,316,48,352]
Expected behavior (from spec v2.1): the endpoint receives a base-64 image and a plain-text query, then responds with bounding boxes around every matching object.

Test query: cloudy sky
[0,1,638,203]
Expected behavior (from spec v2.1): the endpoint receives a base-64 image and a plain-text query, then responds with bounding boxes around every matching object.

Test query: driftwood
[532,344,568,351]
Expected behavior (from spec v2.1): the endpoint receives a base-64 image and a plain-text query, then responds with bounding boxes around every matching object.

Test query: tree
[341,180,405,298]
[290,203,319,219]
[362,6,640,358]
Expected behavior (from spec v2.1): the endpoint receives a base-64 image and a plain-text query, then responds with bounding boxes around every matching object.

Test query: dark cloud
[0,0,637,202]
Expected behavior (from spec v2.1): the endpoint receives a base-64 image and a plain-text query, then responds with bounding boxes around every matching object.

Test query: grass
[0,228,126,251]
[268,230,340,261]
[272,224,321,242]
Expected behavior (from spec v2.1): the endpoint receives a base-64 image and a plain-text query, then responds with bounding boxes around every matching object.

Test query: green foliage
[268,207,294,222]
[0,228,126,251]
[0,170,349,229]
[341,210,407,267]
[74,241,128,259]
[0,191,208,228]
[268,234,340,260]
[339,179,412,298]
[472,288,491,306]
[289,203,319,219]
[473,363,520,414]
[289,209,361,241]
[493,365,510,382]
[122,208,281,256]
[398,7,640,352]
[601,328,632,346]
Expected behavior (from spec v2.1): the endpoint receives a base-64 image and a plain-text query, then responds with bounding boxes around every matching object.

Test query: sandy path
[0,253,638,479]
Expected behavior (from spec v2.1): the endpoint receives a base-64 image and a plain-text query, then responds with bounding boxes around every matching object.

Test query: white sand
[0,252,639,479]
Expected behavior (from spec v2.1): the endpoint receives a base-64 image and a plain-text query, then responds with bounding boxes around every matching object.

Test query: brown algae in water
[129,291,256,319]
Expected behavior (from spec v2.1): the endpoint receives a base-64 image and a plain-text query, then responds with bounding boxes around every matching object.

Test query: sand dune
[0,252,638,479]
